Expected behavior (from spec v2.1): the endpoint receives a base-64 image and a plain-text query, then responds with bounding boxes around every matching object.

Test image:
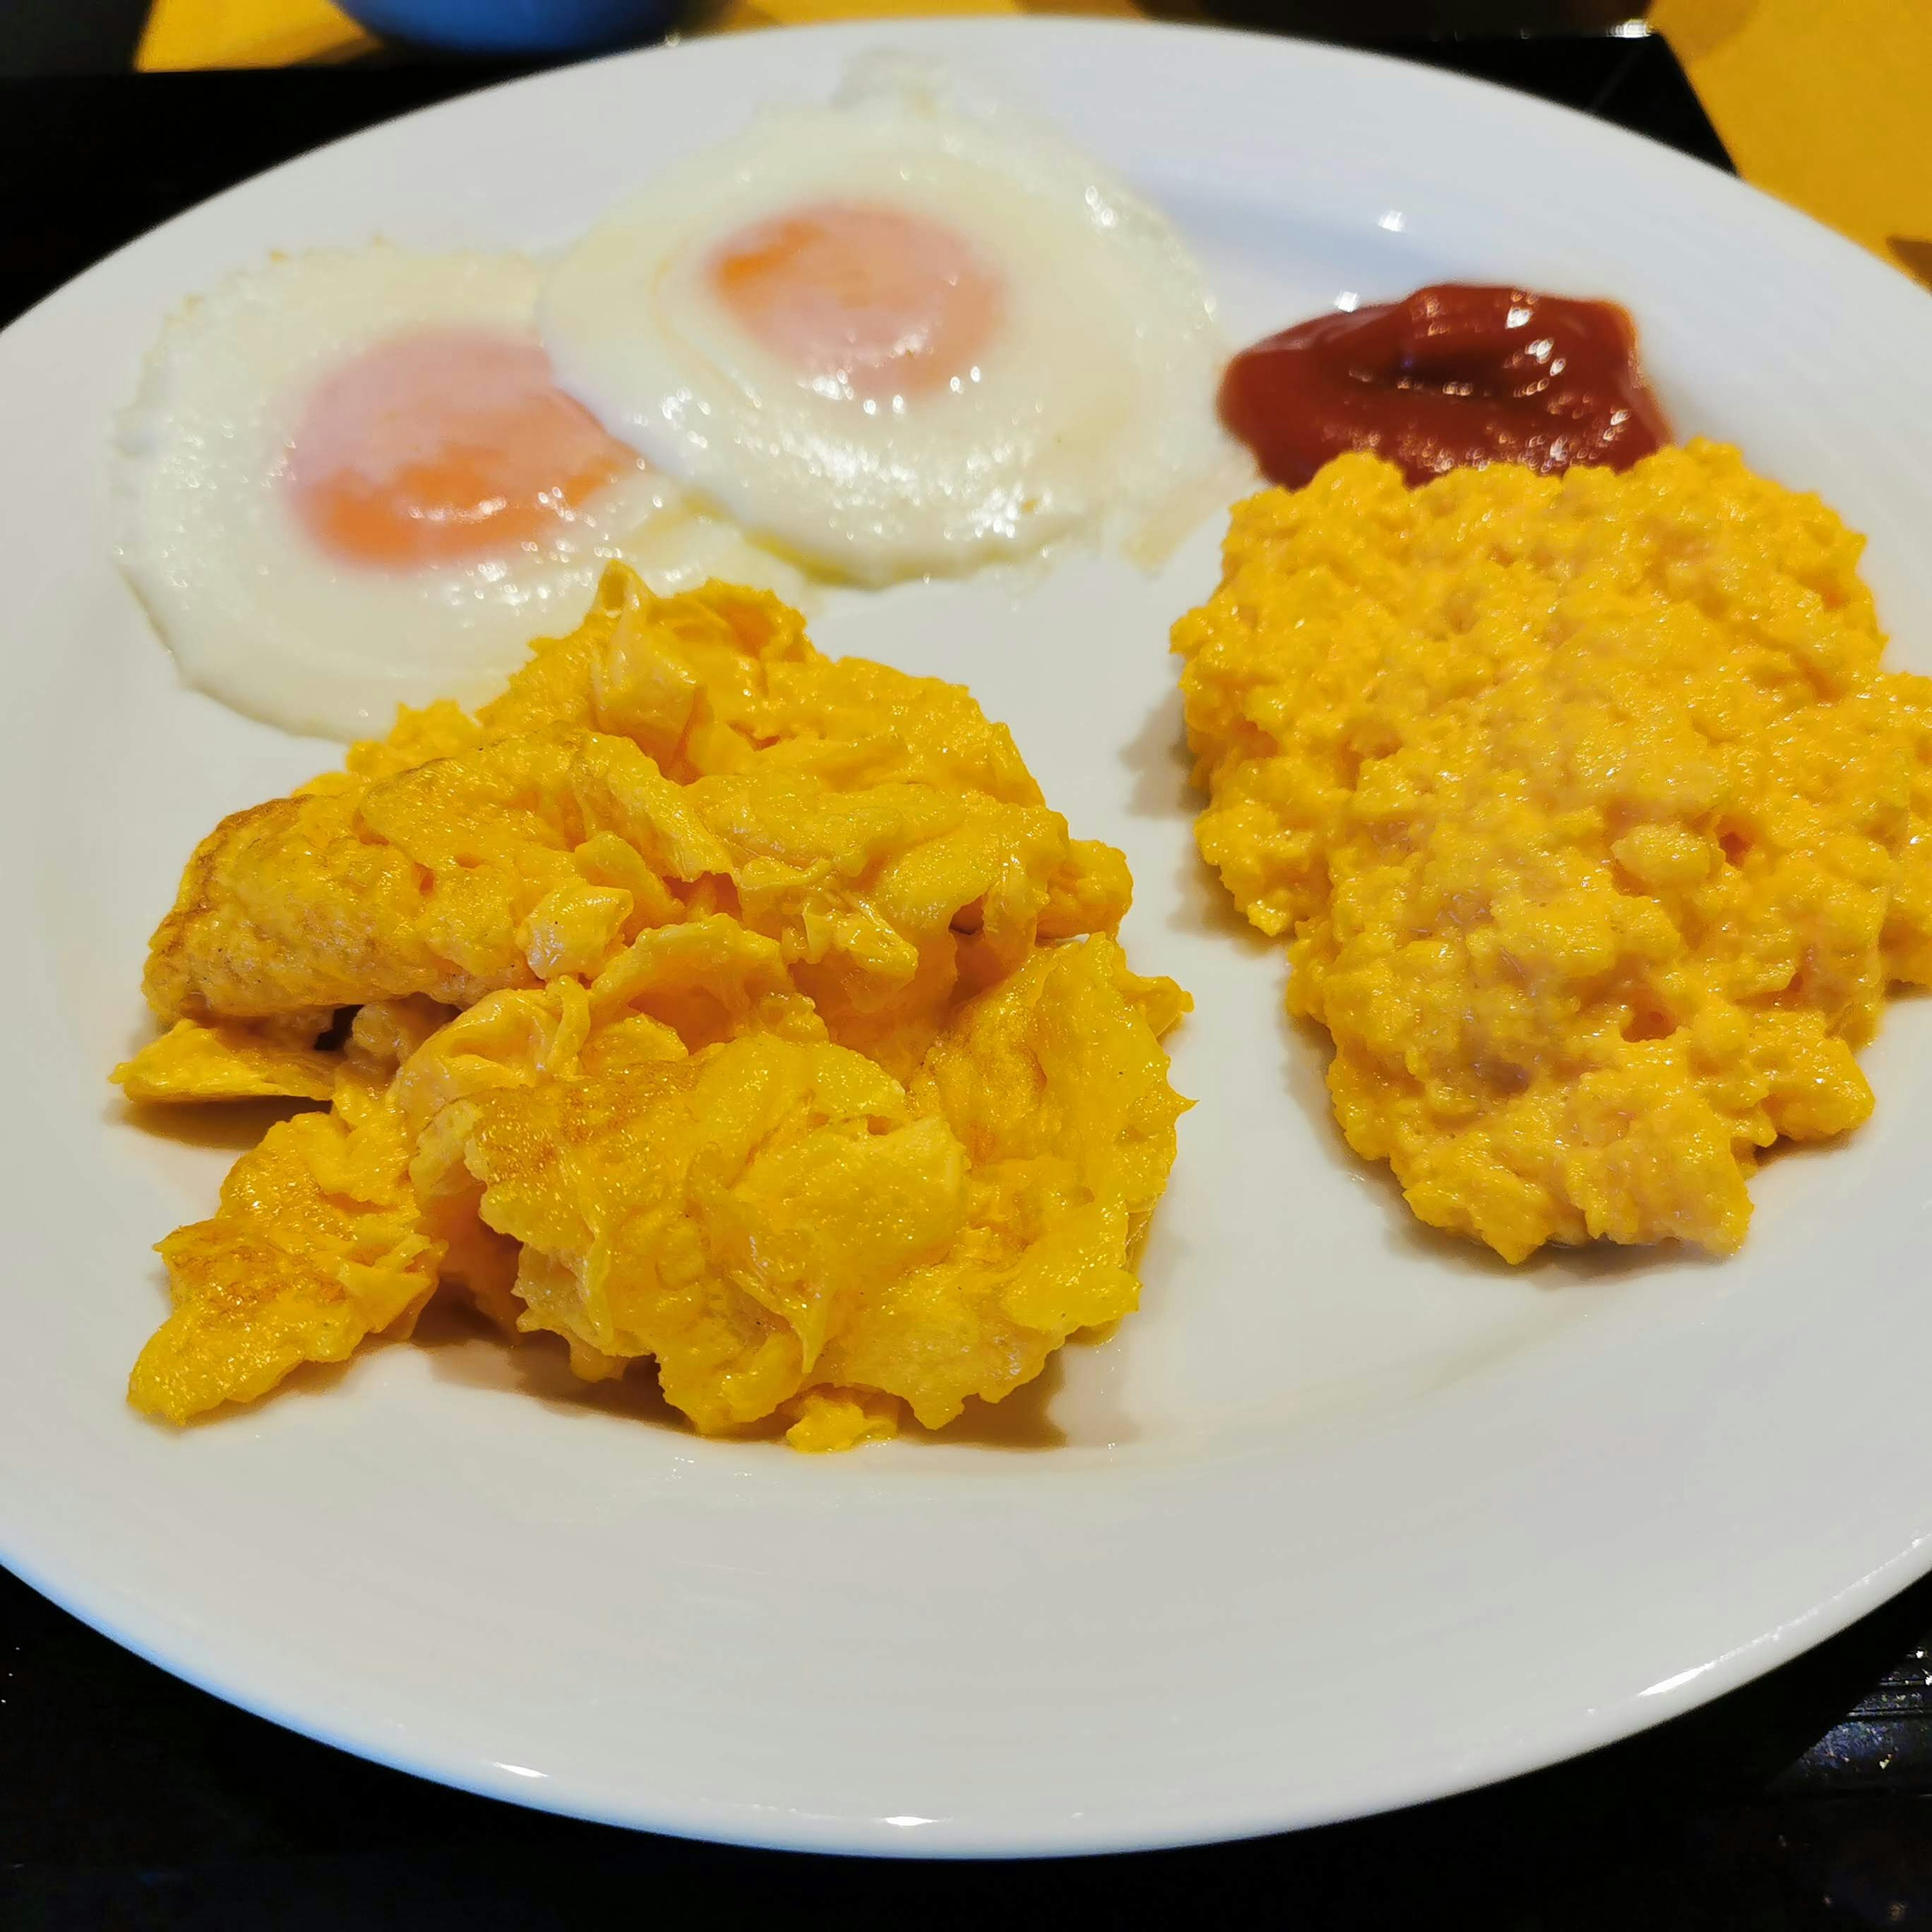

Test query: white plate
[4,18,1931,1860]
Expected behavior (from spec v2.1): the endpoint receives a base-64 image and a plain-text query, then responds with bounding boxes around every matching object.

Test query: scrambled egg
[119,565,1189,1445]
[1174,442,1932,1262]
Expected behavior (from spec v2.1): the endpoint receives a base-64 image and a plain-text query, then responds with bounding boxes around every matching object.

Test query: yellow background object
[138,0,375,68]
[1652,0,1932,284]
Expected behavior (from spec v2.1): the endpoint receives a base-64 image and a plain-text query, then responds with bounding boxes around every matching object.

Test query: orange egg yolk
[709,201,1003,401]
[288,330,634,570]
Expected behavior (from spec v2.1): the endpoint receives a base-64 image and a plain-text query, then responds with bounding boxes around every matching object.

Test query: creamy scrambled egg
[119,564,1189,1446]
[1174,442,1932,1262]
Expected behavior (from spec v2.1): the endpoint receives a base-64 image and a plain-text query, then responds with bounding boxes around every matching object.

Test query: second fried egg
[538,61,1241,586]
[118,246,803,740]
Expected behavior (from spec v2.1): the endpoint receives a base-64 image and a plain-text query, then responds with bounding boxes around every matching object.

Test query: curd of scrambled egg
[1174,441,1932,1262]
[118,564,1189,1446]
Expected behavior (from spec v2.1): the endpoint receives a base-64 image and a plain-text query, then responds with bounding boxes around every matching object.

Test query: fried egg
[117,246,804,740]
[538,60,1241,586]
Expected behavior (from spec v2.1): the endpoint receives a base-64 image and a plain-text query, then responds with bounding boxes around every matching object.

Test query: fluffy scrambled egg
[1174,442,1932,1262]
[118,564,1189,1445]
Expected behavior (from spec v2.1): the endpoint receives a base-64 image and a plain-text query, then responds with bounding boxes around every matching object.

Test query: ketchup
[1219,284,1671,490]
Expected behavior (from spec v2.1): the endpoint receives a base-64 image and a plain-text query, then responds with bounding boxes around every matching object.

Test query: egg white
[117,245,806,742]
[538,62,1245,588]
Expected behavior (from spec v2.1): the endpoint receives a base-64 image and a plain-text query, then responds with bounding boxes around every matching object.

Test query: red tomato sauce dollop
[1219,284,1671,489]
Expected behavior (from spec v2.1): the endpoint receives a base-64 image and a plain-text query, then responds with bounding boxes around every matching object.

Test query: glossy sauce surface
[1219,284,1671,489]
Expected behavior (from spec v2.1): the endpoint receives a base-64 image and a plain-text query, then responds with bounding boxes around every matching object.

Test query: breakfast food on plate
[538,58,1240,585]
[1219,285,1670,490]
[1174,441,1932,1262]
[114,60,1247,744]
[117,246,802,742]
[116,564,1190,1447]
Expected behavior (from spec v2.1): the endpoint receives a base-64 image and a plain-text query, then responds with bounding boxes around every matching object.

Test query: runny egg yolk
[288,329,634,570]
[708,201,1003,402]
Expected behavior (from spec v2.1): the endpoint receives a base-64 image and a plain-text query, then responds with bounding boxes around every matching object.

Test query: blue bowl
[338,0,678,54]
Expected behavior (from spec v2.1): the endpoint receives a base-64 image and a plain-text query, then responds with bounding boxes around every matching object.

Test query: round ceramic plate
[4,18,1931,1860]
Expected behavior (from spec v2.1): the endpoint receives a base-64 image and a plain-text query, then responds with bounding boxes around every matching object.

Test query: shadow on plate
[412,1296,1089,1452]
[1119,685,1279,950]
[110,1093,326,1153]
[1118,681,1196,821]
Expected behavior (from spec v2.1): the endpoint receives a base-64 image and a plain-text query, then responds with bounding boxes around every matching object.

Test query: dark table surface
[6,27,1932,1930]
